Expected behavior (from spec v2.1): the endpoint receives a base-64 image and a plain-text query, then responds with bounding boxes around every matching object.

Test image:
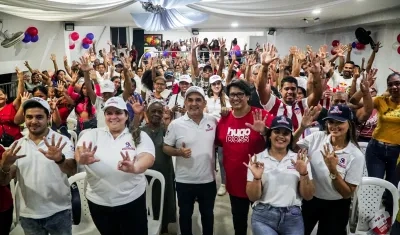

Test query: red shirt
[0,103,23,140]
[0,146,13,212]
[216,107,274,198]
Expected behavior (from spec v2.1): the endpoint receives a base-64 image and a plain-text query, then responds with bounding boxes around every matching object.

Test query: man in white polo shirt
[163,86,217,235]
[167,74,192,119]
[0,97,75,235]
[94,80,115,128]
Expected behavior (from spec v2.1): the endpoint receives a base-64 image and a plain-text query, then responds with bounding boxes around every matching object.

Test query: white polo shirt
[77,127,155,207]
[205,95,231,121]
[167,93,185,119]
[297,131,364,200]
[247,150,312,207]
[14,129,75,219]
[164,113,217,184]
[94,97,105,128]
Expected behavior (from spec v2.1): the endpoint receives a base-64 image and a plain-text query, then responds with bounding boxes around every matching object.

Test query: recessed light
[312,9,321,15]
[231,22,238,27]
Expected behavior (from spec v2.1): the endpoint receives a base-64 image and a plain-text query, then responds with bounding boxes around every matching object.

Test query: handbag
[70,182,81,225]
[0,125,15,147]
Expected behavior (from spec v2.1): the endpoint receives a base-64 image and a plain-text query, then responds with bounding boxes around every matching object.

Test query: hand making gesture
[38,134,67,162]
[245,109,267,134]
[178,142,191,158]
[243,154,264,180]
[0,142,26,168]
[118,151,141,174]
[321,144,338,174]
[76,141,99,165]
[291,149,310,176]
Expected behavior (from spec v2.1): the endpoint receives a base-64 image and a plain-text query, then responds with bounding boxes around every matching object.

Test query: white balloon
[24,42,32,49]
[392,42,400,50]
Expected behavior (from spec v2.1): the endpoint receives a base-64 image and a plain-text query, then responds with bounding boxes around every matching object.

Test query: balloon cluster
[69,32,80,50]
[69,32,95,50]
[392,34,400,54]
[330,40,340,55]
[22,27,39,44]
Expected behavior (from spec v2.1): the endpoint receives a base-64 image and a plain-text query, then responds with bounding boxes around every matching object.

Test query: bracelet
[0,167,11,174]
[300,171,308,176]
[253,178,261,180]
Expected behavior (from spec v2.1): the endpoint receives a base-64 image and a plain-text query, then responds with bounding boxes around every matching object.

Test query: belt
[374,139,400,147]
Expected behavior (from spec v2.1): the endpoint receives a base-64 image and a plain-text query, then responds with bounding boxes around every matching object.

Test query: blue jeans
[217,147,226,184]
[251,204,304,235]
[366,139,400,215]
[391,220,400,235]
[20,209,72,235]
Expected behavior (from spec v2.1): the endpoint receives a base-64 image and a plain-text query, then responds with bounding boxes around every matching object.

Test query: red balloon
[70,32,79,41]
[332,40,340,47]
[397,46,400,54]
[82,37,91,44]
[26,27,38,37]
[397,34,400,43]
[87,39,93,44]
[331,49,337,55]
[69,44,75,50]
[356,43,365,50]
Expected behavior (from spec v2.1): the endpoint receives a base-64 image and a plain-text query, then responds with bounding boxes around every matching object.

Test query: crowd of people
[0,35,399,235]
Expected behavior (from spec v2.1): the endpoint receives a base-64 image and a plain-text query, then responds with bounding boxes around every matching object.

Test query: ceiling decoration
[0,0,135,21]
[131,0,208,31]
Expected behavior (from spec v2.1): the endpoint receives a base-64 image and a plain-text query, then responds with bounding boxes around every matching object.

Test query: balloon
[82,43,90,49]
[398,46,400,55]
[86,33,94,40]
[69,44,75,50]
[26,27,38,37]
[235,50,241,57]
[331,49,337,55]
[31,35,39,43]
[397,34,400,43]
[163,51,168,57]
[82,37,91,44]
[356,43,365,50]
[144,52,151,59]
[22,33,31,43]
[392,42,400,50]
[352,42,357,48]
[332,40,340,47]
[87,39,93,45]
[70,32,79,41]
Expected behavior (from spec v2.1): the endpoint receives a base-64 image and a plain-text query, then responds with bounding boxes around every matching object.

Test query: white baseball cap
[101,80,115,93]
[209,75,222,84]
[185,86,205,99]
[179,74,192,84]
[22,97,51,114]
[103,97,128,111]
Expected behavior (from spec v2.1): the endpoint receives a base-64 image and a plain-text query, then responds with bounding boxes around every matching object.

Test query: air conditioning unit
[0,21,24,48]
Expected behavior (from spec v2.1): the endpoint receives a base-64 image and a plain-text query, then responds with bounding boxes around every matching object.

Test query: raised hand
[118,151,140,173]
[359,77,370,94]
[79,56,92,72]
[366,68,378,87]
[289,46,298,55]
[373,41,382,53]
[0,142,25,168]
[308,53,322,74]
[245,109,267,133]
[48,98,58,111]
[71,70,79,83]
[243,154,264,180]
[320,144,338,173]
[301,106,320,128]
[63,56,68,62]
[20,92,31,104]
[120,56,131,71]
[15,67,23,81]
[178,142,191,158]
[38,134,67,162]
[57,81,65,92]
[318,45,328,59]
[261,43,278,66]
[76,141,99,165]
[127,96,144,114]
[291,149,309,175]
[50,54,56,61]
[353,66,360,79]
[190,37,200,50]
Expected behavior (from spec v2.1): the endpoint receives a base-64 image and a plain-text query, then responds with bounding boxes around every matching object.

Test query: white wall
[0,13,66,74]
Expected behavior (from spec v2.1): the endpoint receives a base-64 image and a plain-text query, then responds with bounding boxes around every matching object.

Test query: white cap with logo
[209,75,222,84]
[22,97,51,114]
[185,86,205,99]
[179,74,192,84]
[101,80,115,93]
[103,97,128,111]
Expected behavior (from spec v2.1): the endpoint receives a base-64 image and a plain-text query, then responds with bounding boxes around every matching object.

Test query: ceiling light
[231,22,238,27]
[312,9,321,15]
[314,17,320,23]
[303,18,309,24]
[268,28,276,35]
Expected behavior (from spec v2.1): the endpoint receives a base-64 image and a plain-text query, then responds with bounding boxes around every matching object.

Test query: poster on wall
[144,34,162,53]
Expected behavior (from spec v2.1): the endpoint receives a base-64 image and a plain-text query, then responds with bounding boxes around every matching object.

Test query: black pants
[229,194,251,235]
[87,192,147,235]
[176,181,216,235]
[302,197,351,235]
[0,206,13,235]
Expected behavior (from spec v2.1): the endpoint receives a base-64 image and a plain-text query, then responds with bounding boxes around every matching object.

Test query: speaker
[132,29,144,61]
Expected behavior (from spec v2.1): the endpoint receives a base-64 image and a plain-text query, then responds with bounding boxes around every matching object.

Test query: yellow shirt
[372,96,400,145]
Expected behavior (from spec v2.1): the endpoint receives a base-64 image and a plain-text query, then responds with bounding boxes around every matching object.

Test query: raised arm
[216,38,226,77]
[80,56,97,104]
[257,43,278,105]
[122,57,134,101]
[366,42,381,73]
[13,67,25,110]
[306,54,324,107]
[63,56,72,77]
[190,37,200,77]
[50,54,59,72]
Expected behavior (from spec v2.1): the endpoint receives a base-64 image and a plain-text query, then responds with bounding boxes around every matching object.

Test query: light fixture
[192,29,199,35]
[64,22,74,31]
[314,17,320,23]
[268,28,276,35]
[312,9,321,15]
[231,22,238,27]
[303,18,309,24]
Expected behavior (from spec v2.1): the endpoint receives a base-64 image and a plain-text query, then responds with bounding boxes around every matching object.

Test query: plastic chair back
[145,169,165,235]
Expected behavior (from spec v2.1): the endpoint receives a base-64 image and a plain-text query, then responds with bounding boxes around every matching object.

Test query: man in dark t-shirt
[198,38,209,62]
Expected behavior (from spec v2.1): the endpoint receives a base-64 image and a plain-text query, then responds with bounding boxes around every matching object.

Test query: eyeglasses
[212,81,222,86]
[228,92,245,99]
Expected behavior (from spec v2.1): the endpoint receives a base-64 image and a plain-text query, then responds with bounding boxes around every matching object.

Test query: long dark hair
[207,84,227,108]
[127,111,141,147]
[265,129,294,152]
[75,83,94,118]
[324,120,360,149]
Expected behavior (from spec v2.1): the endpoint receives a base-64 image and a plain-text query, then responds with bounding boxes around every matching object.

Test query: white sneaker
[217,184,226,196]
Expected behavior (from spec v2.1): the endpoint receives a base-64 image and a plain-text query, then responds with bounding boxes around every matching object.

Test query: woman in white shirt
[245,113,314,235]
[205,75,231,196]
[75,97,155,235]
[295,105,365,235]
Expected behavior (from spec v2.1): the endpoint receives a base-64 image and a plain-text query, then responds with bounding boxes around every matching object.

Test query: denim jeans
[20,209,72,235]
[251,204,304,235]
[366,139,400,215]
[217,147,226,184]
[176,181,216,235]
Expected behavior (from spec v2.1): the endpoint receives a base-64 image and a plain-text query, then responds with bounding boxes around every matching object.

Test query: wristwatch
[329,172,337,180]
[55,154,66,165]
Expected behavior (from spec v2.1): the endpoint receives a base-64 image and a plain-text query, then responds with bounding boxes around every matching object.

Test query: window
[110,27,128,48]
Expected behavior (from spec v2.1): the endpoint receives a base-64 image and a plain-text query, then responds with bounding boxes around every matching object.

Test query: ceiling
[77,0,400,30]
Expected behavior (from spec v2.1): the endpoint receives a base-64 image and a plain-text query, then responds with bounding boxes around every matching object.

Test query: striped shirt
[261,95,309,134]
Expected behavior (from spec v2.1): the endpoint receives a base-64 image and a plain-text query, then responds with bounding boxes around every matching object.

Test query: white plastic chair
[145,169,166,235]
[78,129,90,140]
[68,130,78,147]
[67,117,77,130]
[349,177,399,234]
[9,181,23,235]
[68,172,100,235]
